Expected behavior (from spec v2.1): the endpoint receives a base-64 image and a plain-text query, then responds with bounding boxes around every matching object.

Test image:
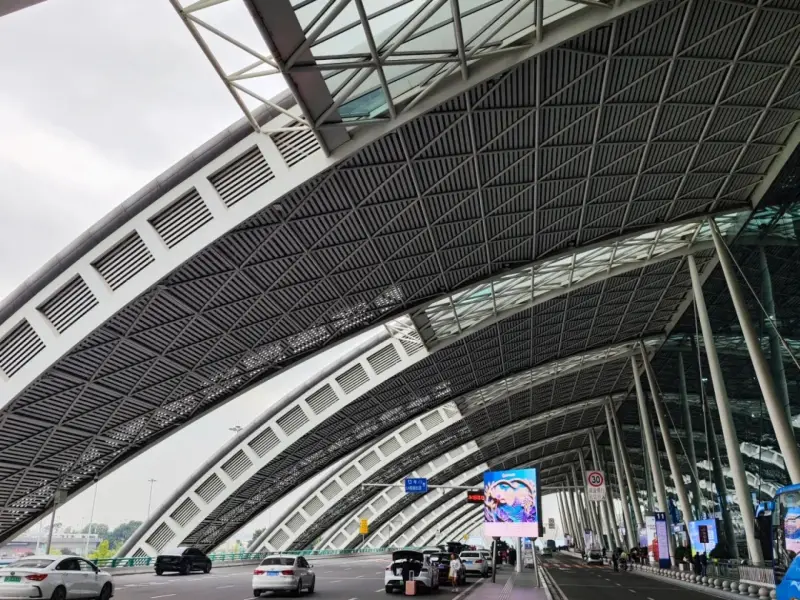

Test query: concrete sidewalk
[460,569,547,600]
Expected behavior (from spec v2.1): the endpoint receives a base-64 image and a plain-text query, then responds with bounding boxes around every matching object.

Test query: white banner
[586,470,606,502]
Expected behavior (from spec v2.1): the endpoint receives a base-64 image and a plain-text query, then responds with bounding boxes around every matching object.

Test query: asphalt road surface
[110,556,477,600]
[542,554,719,600]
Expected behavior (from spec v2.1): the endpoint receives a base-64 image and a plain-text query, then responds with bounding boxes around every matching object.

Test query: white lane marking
[375,588,385,592]
[629,589,636,593]
[357,575,364,578]
[616,583,622,586]
[331,580,341,583]
[150,595,176,599]
[347,597,358,600]
[217,585,235,589]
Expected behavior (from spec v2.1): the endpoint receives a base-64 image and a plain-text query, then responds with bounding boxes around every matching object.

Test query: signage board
[548,517,555,530]
[688,519,718,555]
[654,512,671,568]
[467,489,485,504]
[359,519,369,535]
[699,525,709,544]
[586,471,606,502]
[405,478,428,493]
[483,468,541,537]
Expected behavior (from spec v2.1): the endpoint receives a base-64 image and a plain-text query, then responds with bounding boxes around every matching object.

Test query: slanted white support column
[709,221,800,483]
[639,346,693,534]
[565,482,584,551]
[631,354,676,566]
[557,492,568,540]
[609,401,644,529]
[606,402,636,548]
[571,464,588,538]
[561,490,578,549]
[688,254,764,565]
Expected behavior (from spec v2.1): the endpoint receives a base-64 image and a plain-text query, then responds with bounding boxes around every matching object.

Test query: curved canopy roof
[1,0,799,548]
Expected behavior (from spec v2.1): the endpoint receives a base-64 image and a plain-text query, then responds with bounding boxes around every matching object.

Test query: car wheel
[50,586,66,600]
[254,591,262,597]
[385,586,393,594]
[181,561,191,575]
[99,583,113,600]
[293,580,303,596]
[155,568,163,576]
[204,563,211,574]
[308,576,315,593]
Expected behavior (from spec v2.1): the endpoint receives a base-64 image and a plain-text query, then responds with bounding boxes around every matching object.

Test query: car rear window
[461,552,480,558]
[260,557,295,566]
[160,547,187,556]
[7,559,54,569]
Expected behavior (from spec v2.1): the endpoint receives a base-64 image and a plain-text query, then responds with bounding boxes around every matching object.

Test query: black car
[155,547,212,575]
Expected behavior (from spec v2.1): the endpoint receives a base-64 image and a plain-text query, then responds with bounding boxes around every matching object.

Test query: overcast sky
[0,0,567,550]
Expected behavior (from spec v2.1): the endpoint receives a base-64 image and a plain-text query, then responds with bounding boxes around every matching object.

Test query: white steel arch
[254,401,464,552]
[361,422,609,548]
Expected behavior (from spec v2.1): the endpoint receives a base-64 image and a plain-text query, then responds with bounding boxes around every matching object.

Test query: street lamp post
[84,478,99,557]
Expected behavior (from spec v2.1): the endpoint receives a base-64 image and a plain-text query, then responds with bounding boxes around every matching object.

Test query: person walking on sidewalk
[449,553,463,593]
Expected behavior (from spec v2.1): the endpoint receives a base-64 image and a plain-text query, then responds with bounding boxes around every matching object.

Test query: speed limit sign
[586,470,606,502]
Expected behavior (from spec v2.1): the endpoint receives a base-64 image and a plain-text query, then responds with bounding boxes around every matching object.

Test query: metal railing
[94,546,419,569]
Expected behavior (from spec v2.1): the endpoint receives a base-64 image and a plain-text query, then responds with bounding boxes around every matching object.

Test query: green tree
[108,521,142,547]
[60,548,77,556]
[88,540,117,561]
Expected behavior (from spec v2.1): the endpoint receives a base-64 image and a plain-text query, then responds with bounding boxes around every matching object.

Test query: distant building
[0,533,101,558]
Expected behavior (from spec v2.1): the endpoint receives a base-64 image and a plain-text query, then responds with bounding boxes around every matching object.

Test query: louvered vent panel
[269,530,289,549]
[450,446,464,458]
[146,523,175,551]
[400,423,421,443]
[170,497,200,526]
[416,464,432,477]
[209,146,274,207]
[133,548,149,558]
[38,276,97,334]
[442,403,460,418]
[359,451,380,471]
[149,188,212,248]
[340,465,361,486]
[249,427,280,457]
[0,320,45,377]
[366,344,401,374]
[372,496,388,511]
[272,129,320,167]
[361,507,374,518]
[379,437,401,457]
[386,486,401,499]
[321,480,342,501]
[305,384,338,415]
[399,336,424,356]
[221,449,252,480]
[421,411,444,430]
[303,496,324,516]
[195,473,225,503]
[277,405,309,436]
[335,363,369,394]
[92,232,154,290]
[286,513,306,532]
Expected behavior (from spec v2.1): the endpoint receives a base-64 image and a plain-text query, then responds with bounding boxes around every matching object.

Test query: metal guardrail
[94,547,419,569]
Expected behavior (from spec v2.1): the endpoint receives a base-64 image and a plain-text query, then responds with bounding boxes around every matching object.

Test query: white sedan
[252,555,315,597]
[0,555,113,600]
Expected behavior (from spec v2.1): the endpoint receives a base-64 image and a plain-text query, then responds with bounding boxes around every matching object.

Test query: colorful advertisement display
[645,516,657,562]
[483,468,540,537]
[688,519,719,555]
[785,506,800,556]
[654,512,671,568]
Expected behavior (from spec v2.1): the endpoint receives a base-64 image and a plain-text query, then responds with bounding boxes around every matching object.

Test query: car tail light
[254,569,264,575]
[475,559,483,564]
[25,574,48,581]
[281,570,295,576]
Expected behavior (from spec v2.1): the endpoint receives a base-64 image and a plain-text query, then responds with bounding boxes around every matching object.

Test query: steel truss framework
[0,0,798,546]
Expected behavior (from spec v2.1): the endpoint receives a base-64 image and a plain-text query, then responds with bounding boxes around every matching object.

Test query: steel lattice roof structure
[1,0,799,555]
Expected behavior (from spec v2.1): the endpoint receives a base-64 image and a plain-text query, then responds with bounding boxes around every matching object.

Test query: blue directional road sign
[404,478,428,493]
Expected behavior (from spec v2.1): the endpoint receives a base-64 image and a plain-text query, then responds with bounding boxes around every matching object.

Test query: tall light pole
[146,479,157,519]
[84,478,99,557]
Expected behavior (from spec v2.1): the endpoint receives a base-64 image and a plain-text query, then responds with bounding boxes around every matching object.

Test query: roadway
[111,556,394,600]
[541,554,717,600]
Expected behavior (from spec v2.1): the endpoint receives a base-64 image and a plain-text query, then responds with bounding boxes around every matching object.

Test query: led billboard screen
[483,468,540,537]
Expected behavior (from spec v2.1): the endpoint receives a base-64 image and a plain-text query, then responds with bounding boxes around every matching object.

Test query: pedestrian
[448,553,462,593]
[693,552,702,576]
[611,549,619,572]
[701,552,708,577]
